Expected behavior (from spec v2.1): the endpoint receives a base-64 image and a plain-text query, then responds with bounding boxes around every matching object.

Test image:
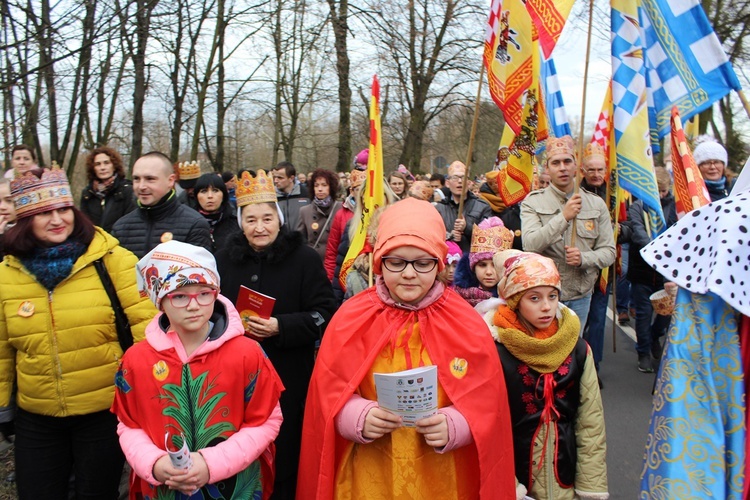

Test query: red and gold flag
[339,75,385,291]
[670,106,710,219]
[493,35,547,206]
[484,0,535,134]
[525,0,575,58]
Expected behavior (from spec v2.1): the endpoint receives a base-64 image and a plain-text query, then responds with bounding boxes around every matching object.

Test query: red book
[235,286,276,331]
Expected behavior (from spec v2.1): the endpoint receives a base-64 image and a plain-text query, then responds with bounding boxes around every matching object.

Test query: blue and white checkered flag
[640,0,741,150]
[612,0,666,239]
[541,55,571,139]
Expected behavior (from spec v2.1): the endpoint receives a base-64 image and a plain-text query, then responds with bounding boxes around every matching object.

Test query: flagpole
[737,90,750,121]
[459,63,486,218]
[571,0,596,248]
[610,264,617,352]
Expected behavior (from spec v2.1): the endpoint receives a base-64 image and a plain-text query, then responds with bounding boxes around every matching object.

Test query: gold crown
[583,142,606,162]
[236,170,277,207]
[546,135,576,159]
[177,160,201,180]
[11,166,74,219]
[470,223,514,254]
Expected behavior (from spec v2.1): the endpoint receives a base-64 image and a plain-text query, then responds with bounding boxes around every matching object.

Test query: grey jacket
[434,192,493,253]
[520,184,616,301]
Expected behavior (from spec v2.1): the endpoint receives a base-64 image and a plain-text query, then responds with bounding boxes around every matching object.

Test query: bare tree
[362,0,487,171]
[326,0,352,171]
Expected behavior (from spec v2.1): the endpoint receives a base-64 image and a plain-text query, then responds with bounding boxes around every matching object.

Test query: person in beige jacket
[520,136,615,336]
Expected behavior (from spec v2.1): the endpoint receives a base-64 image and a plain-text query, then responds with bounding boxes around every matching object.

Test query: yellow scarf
[491,305,580,373]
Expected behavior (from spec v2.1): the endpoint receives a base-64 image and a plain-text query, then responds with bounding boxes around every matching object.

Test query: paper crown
[470,221,514,255]
[546,135,576,159]
[11,167,74,219]
[349,169,367,189]
[177,160,201,181]
[236,170,277,207]
[583,142,606,162]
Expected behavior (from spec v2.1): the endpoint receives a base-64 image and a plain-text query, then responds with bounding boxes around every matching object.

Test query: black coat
[215,229,337,489]
[110,190,212,259]
[80,176,137,232]
[627,196,677,286]
[202,204,242,255]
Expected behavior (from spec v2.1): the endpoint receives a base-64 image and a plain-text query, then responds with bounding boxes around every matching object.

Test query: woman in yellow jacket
[0,167,155,499]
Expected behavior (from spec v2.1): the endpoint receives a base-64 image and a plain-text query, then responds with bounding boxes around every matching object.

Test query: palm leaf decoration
[228,461,263,500]
[160,366,235,450]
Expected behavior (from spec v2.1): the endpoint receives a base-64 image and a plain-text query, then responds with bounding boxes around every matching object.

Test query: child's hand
[363,407,402,440]
[416,413,449,448]
[164,452,210,494]
[153,455,184,484]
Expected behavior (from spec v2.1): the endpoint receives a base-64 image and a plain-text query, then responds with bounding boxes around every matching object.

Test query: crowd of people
[0,136,742,499]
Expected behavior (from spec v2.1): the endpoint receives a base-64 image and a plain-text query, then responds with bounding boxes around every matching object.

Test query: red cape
[298,286,516,499]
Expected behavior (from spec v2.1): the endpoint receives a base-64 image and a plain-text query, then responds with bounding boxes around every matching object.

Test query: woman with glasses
[693,139,733,201]
[299,197,518,498]
[112,241,284,499]
[0,167,155,498]
[214,170,336,499]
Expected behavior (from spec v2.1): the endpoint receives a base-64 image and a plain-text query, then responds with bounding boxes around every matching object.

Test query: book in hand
[373,365,438,427]
[236,285,276,331]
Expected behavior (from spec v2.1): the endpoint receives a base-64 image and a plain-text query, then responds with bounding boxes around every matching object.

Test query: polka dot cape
[641,191,750,316]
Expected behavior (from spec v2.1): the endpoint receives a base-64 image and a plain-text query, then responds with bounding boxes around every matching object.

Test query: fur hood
[223,227,305,265]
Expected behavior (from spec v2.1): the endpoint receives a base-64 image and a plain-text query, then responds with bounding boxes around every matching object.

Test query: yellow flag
[339,75,385,291]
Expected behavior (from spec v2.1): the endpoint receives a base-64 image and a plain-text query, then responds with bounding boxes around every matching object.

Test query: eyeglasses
[446,175,463,181]
[165,289,218,308]
[699,160,724,168]
[381,257,439,273]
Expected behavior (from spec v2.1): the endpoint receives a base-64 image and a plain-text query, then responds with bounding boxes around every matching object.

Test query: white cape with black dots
[641,191,750,316]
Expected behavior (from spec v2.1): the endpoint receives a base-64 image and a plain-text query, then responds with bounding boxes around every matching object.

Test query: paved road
[598,307,658,499]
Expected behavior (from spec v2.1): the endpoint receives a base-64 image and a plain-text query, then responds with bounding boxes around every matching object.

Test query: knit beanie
[693,140,727,166]
[354,149,369,169]
[373,197,447,274]
[445,240,462,265]
[494,250,561,310]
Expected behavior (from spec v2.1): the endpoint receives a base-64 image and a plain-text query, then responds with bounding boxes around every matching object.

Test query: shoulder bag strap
[94,258,134,352]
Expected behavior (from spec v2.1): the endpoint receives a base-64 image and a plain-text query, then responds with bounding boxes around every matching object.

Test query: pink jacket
[116,295,283,485]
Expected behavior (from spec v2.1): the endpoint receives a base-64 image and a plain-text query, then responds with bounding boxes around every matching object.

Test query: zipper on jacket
[183,364,195,446]
[48,290,67,414]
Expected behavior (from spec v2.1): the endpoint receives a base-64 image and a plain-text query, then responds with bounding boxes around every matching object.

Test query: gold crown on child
[177,160,201,180]
[470,224,514,254]
[236,170,277,207]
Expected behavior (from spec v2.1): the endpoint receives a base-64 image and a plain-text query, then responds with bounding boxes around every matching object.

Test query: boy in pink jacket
[112,240,284,499]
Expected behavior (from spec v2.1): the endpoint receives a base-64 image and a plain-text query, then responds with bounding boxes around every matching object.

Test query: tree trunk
[327,0,351,172]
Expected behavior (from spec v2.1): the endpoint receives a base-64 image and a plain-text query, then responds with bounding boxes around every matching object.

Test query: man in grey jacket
[434,161,493,253]
[272,161,309,231]
[520,136,615,335]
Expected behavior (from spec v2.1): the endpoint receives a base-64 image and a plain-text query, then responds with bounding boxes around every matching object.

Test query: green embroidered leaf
[159,366,236,451]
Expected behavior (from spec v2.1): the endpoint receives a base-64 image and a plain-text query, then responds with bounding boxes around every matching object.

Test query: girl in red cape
[298,197,517,499]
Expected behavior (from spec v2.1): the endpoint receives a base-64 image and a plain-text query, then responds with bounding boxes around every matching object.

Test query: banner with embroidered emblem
[611,0,665,239]
[484,0,536,134]
[639,0,741,149]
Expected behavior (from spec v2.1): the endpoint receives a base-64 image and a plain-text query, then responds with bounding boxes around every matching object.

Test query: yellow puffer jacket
[0,228,156,417]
